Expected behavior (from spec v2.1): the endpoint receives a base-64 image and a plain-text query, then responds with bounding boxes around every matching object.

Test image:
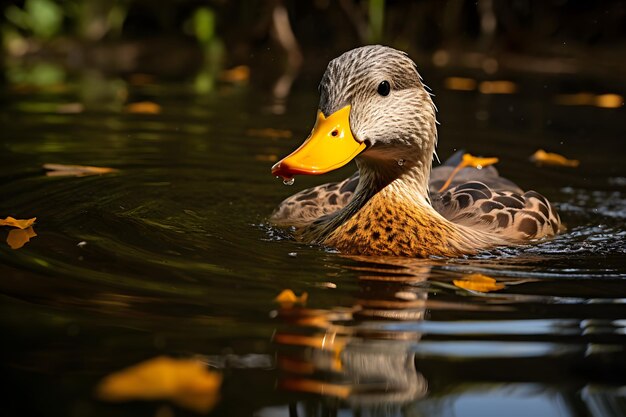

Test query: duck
[270,45,562,257]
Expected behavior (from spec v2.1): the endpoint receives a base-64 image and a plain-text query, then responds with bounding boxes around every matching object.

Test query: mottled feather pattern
[322,180,508,257]
[432,181,561,240]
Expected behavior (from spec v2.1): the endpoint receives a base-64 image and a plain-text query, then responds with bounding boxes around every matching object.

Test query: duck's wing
[429,151,561,241]
[270,172,359,227]
[431,180,562,241]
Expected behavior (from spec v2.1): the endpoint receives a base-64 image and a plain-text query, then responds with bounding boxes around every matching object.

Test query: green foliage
[193,7,215,45]
[106,3,127,38]
[5,0,64,39]
[189,6,224,94]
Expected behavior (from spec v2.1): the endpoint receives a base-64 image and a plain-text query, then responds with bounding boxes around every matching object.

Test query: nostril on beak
[331,129,339,137]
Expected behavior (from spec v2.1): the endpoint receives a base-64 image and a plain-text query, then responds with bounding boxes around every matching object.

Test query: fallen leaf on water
[219,65,250,83]
[0,216,36,229]
[7,227,37,249]
[453,273,505,292]
[438,153,499,192]
[44,164,118,177]
[96,356,222,413]
[530,149,579,168]
[479,80,517,94]
[555,92,623,109]
[594,94,623,109]
[124,101,161,114]
[275,289,308,306]
[462,154,499,169]
[443,77,477,91]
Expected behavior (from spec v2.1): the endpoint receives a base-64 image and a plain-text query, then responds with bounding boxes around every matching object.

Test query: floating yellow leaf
[125,101,161,114]
[530,149,579,168]
[275,289,308,306]
[96,356,222,413]
[0,216,36,229]
[219,65,250,83]
[43,164,118,177]
[479,81,517,94]
[594,94,623,109]
[444,77,477,91]
[555,92,623,109]
[453,273,505,292]
[462,153,499,169]
[7,227,37,249]
[438,153,499,192]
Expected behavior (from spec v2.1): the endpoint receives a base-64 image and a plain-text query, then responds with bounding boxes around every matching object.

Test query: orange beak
[271,105,366,179]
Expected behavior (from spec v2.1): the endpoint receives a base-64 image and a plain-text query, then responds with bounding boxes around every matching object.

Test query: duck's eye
[377,80,391,96]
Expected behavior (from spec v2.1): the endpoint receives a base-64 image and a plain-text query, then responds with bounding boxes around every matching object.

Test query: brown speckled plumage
[270,45,562,257]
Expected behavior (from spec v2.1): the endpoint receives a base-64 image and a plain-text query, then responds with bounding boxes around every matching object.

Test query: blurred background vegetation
[1,0,625,97]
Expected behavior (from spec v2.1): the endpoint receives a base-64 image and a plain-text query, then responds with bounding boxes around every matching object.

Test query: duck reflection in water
[273,258,435,413]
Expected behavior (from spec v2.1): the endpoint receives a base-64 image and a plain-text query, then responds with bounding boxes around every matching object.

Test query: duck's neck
[303,152,434,244]
[356,155,432,205]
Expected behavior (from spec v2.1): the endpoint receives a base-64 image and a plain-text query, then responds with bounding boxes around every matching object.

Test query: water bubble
[283,178,295,186]
[397,159,405,166]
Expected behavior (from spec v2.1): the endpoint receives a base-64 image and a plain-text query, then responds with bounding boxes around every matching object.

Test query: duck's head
[272,45,437,182]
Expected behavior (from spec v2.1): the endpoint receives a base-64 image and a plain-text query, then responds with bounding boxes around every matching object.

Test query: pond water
[1,67,625,417]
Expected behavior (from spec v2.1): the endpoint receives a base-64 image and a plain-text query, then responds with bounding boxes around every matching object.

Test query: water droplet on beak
[283,178,295,186]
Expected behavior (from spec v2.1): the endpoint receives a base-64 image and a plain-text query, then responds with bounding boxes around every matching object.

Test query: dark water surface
[1,70,625,417]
